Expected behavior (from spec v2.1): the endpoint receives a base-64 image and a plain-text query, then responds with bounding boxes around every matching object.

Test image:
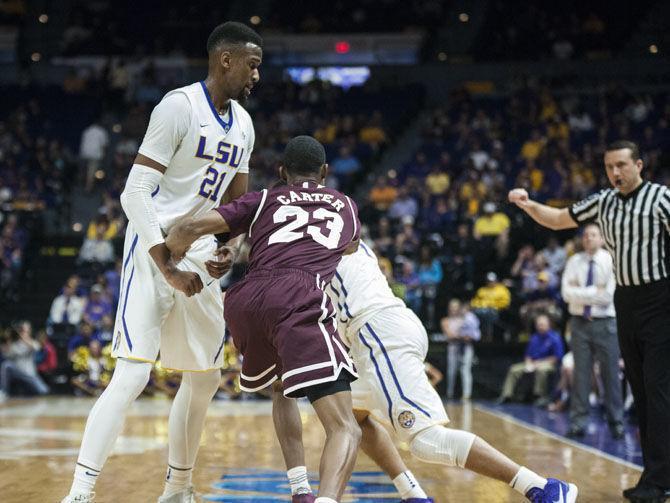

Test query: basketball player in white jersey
[62,22,262,503]
[274,240,579,503]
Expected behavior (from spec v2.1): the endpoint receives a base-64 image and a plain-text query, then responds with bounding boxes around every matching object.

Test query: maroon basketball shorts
[224,267,357,398]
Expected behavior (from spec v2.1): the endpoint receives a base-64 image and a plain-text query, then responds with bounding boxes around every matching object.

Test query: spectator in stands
[96,315,114,346]
[417,245,443,329]
[103,259,122,308]
[498,314,564,406]
[469,140,490,170]
[48,283,87,328]
[79,118,109,192]
[519,270,563,330]
[473,202,510,239]
[70,340,109,396]
[442,299,481,400]
[0,230,22,299]
[330,145,361,190]
[404,151,432,180]
[78,216,115,268]
[458,169,487,217]
[511,244,536,284]
[35,329,58,384]
[68,321,96,357]
[358,110,387,150]
[388,186,419,221]
[368,175,398,212]
[473,202,511,263]
[422,197,457,234]
[541,236,568,274]
[0,322,50,401]
[442,224,476,299]
[82,285,113,328]
[547,352,574,412]
[372,217,395,258]
[394,215,420,257]
[397,260,421,313]
[378,255,405,299]
[425,165,450,197]
[86,212,120,241]
[470,272,511,340]
[520,129,546,162]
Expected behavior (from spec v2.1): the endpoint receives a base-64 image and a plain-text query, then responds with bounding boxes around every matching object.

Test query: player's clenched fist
[205,245,235,279]
[508,188,530,207]
[165,268,203,297]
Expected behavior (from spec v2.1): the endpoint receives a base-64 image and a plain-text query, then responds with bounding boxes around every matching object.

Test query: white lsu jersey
[111,82,254,371]
[328,240,405,345]
[138,81,255,234]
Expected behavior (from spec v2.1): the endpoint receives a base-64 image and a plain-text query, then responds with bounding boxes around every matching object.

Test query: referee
[509,140,670,502]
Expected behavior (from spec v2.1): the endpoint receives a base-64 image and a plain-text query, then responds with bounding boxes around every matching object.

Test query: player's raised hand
[165,269,203,297]
[508,188,530,208]
[205,245,236,279]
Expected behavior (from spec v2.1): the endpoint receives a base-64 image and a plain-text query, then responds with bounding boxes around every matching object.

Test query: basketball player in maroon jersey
[166,136,360,503]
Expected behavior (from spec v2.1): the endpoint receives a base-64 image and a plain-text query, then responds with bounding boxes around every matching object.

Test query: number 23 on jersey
[269,205,344,249]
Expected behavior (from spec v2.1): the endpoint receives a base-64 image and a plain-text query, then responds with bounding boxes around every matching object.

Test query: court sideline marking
[474,403,643,471]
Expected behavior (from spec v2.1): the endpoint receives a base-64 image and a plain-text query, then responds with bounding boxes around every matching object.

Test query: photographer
[0,321,50,402]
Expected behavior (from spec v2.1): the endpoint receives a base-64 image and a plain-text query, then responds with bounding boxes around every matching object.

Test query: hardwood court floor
[0,397,641,502]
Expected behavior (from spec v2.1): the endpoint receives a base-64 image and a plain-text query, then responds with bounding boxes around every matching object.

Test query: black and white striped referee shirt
[569,181,670,286]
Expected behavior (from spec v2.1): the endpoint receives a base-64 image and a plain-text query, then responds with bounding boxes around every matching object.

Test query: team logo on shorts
[398,410,416,429]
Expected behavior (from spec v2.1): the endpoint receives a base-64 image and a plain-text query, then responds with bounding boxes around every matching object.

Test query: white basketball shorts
[111,223,225,371]
[349,306,449,441]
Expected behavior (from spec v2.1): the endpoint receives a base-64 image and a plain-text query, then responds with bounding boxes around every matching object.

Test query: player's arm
[343,195,361,255]
[120,93,203,297]
[343,238,360,255]
[508,188,577,230]
[166,210,230,260]
[121,155,204,297]
[206,172,250,278]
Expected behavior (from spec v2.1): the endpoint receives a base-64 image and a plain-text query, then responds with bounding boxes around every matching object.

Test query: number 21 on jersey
[196,137,244,203]
[269,205,344,249]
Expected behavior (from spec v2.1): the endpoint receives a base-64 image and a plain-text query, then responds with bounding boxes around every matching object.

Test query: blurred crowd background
[0,0,668,409]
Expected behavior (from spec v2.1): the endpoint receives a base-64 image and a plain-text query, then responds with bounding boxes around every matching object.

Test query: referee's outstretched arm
[507,188,578,230]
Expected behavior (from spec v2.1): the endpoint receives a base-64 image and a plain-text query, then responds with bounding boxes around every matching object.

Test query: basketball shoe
[526,478,578,503]
[60,493,95,503]
[157,486,197,503]
[292,493,316,502]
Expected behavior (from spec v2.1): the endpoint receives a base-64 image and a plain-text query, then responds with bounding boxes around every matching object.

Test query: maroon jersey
[216,181,360,282]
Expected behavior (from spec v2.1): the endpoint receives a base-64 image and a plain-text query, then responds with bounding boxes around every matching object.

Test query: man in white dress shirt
[561,223,624,439]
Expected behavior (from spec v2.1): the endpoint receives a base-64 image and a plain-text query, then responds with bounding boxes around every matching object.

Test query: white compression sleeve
[166,370,221,464]
[162,370,220,497]
[120,164,165,250]
[70,359,152,495]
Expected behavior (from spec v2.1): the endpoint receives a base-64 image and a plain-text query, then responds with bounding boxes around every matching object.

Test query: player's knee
[409,425,476,468]
[342,417,362,448]
[324,408,361,446]
[187,370,221,400]
[110,359,152,400]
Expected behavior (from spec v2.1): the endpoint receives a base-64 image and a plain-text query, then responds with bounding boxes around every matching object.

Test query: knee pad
[409,425,476,468]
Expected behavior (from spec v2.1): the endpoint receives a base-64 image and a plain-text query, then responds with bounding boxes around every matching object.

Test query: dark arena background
[1,1,669,502]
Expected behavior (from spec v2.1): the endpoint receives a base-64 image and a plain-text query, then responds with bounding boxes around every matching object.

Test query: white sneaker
[157,486,197,503]
[60,493,95,503]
